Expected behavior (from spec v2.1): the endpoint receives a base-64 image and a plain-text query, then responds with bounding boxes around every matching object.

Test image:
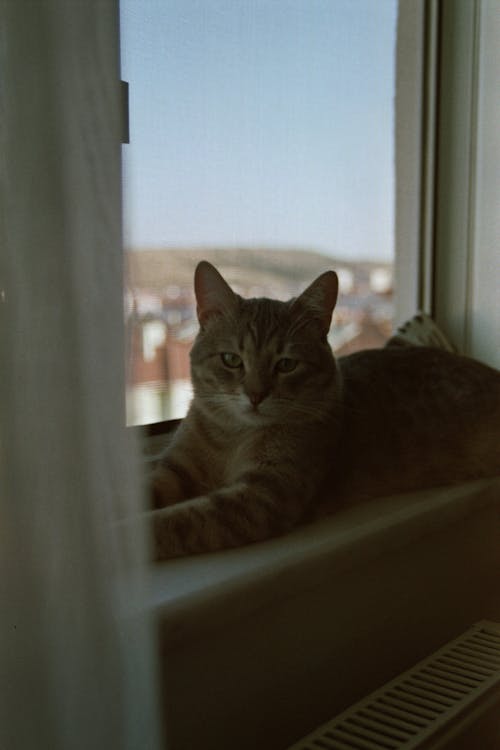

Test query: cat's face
[190,262,339,426]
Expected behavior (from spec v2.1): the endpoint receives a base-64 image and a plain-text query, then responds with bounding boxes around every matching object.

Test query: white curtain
[0,2,161,748]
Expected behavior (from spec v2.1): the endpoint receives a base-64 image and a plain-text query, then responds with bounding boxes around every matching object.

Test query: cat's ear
[194,261,238,325]
[293,270,339,334]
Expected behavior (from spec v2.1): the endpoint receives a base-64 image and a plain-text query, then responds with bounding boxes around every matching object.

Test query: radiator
[287,620,500,750]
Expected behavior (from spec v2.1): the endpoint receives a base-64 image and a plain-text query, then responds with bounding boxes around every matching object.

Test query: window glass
[121,0,397,426]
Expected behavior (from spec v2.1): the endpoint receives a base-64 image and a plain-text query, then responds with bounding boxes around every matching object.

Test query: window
[120,0,397,426]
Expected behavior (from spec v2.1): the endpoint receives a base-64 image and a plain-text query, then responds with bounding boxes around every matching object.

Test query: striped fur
[151,262,500,559]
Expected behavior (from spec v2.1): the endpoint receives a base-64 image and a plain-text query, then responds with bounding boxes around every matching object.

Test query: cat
[150,261,500,560]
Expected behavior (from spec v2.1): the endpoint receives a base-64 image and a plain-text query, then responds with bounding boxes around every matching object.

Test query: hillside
[126,246,391,293]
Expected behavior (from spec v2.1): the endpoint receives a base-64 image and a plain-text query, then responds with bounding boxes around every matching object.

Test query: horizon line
[124,244,394,265]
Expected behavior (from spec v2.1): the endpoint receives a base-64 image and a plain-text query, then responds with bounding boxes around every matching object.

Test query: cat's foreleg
[151,475,307,559]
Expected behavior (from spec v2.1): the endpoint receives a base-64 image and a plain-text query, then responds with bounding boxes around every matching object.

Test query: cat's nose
[248,391,265,407]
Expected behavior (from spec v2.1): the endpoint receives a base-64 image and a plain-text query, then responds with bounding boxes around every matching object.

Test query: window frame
[396,0,499,367]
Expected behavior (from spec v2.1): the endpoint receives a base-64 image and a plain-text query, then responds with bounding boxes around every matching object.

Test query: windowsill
[149,475,500,644]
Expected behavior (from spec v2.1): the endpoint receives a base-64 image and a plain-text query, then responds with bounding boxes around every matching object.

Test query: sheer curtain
[0,2,160,748]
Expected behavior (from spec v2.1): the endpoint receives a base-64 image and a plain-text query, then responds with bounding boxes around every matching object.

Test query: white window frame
[396,0,499,368]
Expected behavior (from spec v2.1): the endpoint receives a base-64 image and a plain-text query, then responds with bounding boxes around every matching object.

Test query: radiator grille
[287,620,500,750]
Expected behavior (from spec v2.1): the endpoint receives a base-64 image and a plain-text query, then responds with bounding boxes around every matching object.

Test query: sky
[120,0,397,261]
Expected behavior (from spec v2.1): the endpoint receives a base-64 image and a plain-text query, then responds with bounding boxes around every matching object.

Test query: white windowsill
[149,476,500,643]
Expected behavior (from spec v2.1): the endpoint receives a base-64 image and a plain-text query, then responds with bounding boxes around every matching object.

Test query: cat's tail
[386,312,457,352]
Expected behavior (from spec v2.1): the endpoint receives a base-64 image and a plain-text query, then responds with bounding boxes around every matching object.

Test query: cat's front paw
[151,505,192,560]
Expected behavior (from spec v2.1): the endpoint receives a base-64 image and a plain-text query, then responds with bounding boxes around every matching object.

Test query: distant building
[126,315,192,425]
[370,267,393,294]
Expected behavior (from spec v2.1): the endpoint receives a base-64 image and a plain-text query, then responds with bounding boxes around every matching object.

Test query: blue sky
[120,0,397,261]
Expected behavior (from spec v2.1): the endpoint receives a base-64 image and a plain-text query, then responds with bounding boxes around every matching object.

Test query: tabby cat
[151,261,500,559]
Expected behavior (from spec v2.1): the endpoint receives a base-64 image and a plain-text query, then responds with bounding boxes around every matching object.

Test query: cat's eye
[221,352,243,369]
[275,357,298,373]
